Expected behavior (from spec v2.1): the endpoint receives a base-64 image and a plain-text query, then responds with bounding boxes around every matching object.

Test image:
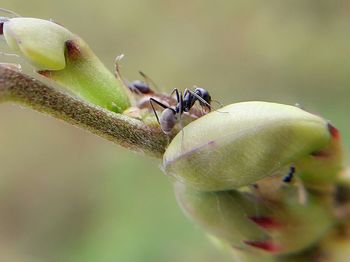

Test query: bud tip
[328,123,340,140]
[249,216,281,230]
[243,240,281,253]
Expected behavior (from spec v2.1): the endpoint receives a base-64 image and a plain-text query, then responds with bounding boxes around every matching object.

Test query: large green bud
[163,101,338,191]
[2,17,131,112]
[175,182,335,256]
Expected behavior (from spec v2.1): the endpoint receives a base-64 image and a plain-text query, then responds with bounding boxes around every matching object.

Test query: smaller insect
[283,166,295,183]
[150,87,212,134]
[127,71,156,95]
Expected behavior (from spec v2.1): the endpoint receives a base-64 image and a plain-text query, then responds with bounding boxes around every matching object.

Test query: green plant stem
[0,65,168,158]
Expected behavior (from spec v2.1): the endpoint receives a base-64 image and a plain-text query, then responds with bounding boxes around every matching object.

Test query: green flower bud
[175,182,335,255]
[3,18,131,112]
[3,18,73,70]
[163,102,333,191]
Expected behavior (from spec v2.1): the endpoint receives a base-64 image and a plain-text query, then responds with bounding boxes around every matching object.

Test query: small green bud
[3,17,131,112]
[164,102,332,191]
[3,18,73,70]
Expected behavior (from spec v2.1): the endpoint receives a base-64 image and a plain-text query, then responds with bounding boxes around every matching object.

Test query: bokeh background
[0,0,349,261]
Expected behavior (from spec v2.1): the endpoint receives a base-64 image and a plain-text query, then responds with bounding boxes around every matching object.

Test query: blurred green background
[0,0,349,261]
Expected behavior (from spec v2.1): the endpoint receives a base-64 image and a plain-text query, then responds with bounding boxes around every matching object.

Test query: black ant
[150,87,212,134]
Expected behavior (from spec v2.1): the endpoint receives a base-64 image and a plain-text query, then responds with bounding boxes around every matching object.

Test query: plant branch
[0,65,168,158]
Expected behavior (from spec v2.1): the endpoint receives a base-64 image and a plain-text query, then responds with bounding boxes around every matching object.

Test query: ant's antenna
[0,8,21,17]
[139,71,160,92]
[191,86,227,113]
[211,99,224,108]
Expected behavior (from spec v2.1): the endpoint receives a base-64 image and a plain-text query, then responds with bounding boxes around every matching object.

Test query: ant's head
[194,87,212,107]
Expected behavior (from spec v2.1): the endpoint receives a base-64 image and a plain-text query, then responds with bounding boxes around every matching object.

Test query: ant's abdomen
[160,108,177,135]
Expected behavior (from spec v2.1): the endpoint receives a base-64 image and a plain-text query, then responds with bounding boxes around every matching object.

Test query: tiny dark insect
[150,87,212,134]
[283,166,295,183]
[127,71,156,95]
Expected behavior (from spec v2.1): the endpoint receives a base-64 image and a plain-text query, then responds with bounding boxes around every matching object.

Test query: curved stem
[0,65,168,158]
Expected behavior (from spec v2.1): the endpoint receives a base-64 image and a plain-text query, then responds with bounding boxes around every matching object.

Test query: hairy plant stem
[0,65,168,158]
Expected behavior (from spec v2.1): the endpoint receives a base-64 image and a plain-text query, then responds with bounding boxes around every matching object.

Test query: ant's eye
[204,92,211,102]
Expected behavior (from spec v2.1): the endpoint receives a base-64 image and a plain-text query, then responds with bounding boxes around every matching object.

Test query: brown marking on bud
[328,123,340,140]
[243,240,280,253]
[37,70,52,78]
[311,150,330,158]
[65,40,81,60]
[249,216,281,229]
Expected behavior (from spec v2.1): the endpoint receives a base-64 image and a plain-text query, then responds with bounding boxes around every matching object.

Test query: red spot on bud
[244,240,281,253]
[249,216,281,229]
[65,40,81,60]
[310,124,339,158]
[328,123,340,140]
[37,70,52,77]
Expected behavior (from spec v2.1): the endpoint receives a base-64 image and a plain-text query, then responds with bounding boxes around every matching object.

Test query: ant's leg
[183,88,190,97]
[179,114,185,151]
[0,8,21,17]
[176,91,186,150]
[178,91,184,113]
[170,88,180,104]
[149,98,170,125]
[139,71,159,92]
